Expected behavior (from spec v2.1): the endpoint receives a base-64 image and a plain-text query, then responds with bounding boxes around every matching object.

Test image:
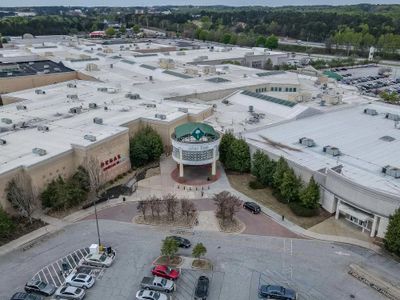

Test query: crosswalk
[32,247,90,288]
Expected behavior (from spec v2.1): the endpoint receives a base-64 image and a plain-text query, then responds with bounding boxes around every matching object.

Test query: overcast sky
[0,0,399,7]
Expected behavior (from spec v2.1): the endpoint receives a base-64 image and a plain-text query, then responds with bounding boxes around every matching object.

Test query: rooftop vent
[248,105,254,113]
[155,113,167,120]
[125,93,140,100]
[69,107,82,114]
[93,117,103,125]
[67,94,78,100]
[299,137,315,147]
[84,134,96,142]
[364,108,378,116]
[32,148,47,156]
[178,107,188,113]
[382,165,400,178]
[88,103,98,109]
[146,104,156,108]
[380,136,395,142]
[206,77,230,83]
[37,125,49,132]
[35,89,46,95]
[67,83,77,88]
[0,139,6,145]
[16,105,27,110]
[385,113,400,121]
[323,145,341,156]
[1,118,12,124]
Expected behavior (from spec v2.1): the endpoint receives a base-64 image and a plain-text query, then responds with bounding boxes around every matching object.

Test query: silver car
[54,286,85,300]
[82,251,115,268]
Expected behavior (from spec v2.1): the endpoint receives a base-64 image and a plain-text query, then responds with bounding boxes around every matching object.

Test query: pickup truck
[140,276,175,293]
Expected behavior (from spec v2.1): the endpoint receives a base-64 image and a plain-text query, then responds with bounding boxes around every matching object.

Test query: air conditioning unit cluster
[323,145,341,156]
[32,148,47,156]
[16,105,27,110]
[97,87,117,94]
[178,107,188,113]
[88,103,98,109]
[37,125,49,132]
[1,118,12,124]
[385,113,400,121]
[0,139,6,145]
[35,89,46,95]
[84,134,96,142]
[363,108,377,116]
[155,113,166,120]
[67,83,77,88]
[125,93,140,100]
[69,107,82,114]
[382,165,400,178]
[67,94,78,100]
[93,117,103,125]
[299,137,315,147]
[146,104,156,108]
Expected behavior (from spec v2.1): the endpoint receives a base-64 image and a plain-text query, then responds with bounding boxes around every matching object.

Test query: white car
[136,289,169,300]
[65,273,95,289]
[81,250,116,267]
[54,286,85,300]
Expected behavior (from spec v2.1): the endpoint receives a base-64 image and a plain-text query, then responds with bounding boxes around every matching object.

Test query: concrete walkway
[196,211,219,232]
[0,157,382,256]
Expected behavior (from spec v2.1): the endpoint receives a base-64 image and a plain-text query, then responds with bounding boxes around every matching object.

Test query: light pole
[93,195,101,247]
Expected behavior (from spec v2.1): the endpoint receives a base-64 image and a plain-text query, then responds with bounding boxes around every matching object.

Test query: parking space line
[41,269,50,285]
[46,266,57,286]
[51,264,62,286]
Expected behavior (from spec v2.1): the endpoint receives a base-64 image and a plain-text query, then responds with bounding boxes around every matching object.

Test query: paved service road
[0,220,396,300]
[83,199,299,238]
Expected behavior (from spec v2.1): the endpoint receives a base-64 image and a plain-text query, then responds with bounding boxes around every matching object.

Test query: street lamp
[92,196,101,247]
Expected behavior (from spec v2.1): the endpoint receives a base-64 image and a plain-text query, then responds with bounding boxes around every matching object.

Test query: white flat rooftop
[245,102,400,196]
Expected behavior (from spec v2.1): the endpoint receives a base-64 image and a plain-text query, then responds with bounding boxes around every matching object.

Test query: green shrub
[249,180,264,189]
[0,208,15,238]
[384,209,400,256]
[130,126,163,168]
[289,202,319,217]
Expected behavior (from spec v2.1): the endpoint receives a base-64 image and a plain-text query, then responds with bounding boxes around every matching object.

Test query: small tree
[154,198,163,218]
[192,243,207,261]
[213,191,242,224]
[5,171,36,223]
[137,200,148,220]
[129,126,163,168]
[132,24,140,34]
[280,169,302,203]
[83,156,105,198]
[119,25,126,34]
[299,177,320,209]
[164,194,178,221]
[181,199,196,222]
[384,209,400,256]
[225,138,251,173]
[149,196,158,218]
[219,132,235,164]
[161,237,179,264]
[0,207,15,238]
[105,27,116,37]
[265,34,279,49]
[272,157,289,189]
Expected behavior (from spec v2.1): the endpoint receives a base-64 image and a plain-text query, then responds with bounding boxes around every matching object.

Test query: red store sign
[100,154,123,171]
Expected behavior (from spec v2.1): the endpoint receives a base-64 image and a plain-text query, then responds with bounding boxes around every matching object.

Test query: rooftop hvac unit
[97,87,108,92]
[0,139,6,145]
[67,94,78,100]
[67,83,77,88]
[178,107,188,113]
[364,108,377,116]
[84,134,96,142]
[149,75,153,81]
[104,106,108,111]
[248,105,254,113]
[93,117,103,124]
[69,107,82,114]
[385,113,400,121]
[88,103,98,109]
[32,148,47,156]
[43,69,50,74]
[146,104,156,108]
[35,89,46,95]
[155,113,167,120]
[323,145,341,156]
[382,165,400,178]
[125,93,140,100]
[37,125,49,132]
[1,118,12,124]
[44,65,49,68]
[16,105,27,110]
[299,137,315,147]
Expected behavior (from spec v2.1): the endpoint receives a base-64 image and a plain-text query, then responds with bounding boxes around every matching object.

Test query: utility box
[89,244,99,255]
[299,137,315,147]
[323,145,341,156]
[364,108,378,116]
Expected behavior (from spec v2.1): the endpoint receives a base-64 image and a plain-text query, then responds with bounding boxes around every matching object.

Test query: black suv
[194,276,209,300]
[243,202,261,214]
[167,236,191,248]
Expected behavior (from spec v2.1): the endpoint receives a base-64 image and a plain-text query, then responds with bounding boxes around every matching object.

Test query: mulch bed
[134,213,197,228]
[218,217,245,233]
[192,259,212,270]
[0,217,47,247]
[153,255,183,267]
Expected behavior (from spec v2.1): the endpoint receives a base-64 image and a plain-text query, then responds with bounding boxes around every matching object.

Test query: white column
[335,199,341,220]
[212,160,216,176]
[370,215,378,237]
[179,163,184,177]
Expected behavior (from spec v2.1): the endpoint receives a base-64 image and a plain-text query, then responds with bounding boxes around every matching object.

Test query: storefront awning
[338,203,373,222]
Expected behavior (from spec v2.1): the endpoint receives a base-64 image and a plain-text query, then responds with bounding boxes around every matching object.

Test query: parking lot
[1,220,394,300]
[332,64,400,97]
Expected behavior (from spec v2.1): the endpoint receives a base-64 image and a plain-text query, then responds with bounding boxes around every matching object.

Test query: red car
[151,265,180,280]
